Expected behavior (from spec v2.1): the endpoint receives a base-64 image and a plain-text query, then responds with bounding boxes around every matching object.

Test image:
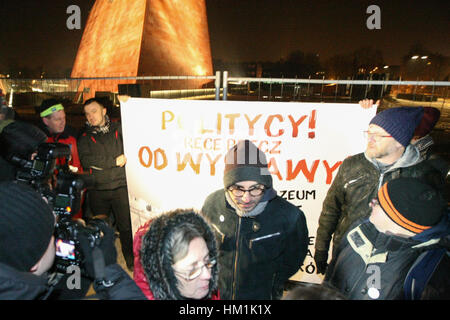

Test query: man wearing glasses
[202,140,309,300]
[314,106,444,275]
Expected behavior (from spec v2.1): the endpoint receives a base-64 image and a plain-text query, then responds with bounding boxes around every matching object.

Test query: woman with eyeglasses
[133,209,220,300]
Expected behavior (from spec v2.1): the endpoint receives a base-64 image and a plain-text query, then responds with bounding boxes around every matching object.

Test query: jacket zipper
[344,176,364,189]
[231,217,242,300]
[377,172,385,190]
[349,247,377,297]
[249,232,281,249]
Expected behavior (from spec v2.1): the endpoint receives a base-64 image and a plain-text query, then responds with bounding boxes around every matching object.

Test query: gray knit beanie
[223,140,272,188]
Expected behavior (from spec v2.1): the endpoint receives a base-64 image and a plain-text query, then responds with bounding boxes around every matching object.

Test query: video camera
[13,142,99,275]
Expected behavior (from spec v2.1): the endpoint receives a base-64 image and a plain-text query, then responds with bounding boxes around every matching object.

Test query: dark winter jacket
[202,189,308,300]
[0,156,16,182]
[324,212,450,300]
[414,134,449,183]
[133,211,220,300]
[0,262,146,300]
[316,145,444,256]
[0,263,49,299]
[77,121,126,190]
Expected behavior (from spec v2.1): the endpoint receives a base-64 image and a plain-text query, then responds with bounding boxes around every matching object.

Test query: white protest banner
[120,98,377,283]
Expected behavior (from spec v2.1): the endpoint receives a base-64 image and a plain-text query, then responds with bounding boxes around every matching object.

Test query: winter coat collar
[411,211,450,246]
[414,134,434,156]
[364,144,422,173]
[86,115,111,134]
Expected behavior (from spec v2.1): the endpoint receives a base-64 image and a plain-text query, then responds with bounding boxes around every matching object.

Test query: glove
[314,250,329,275]
[78,220,117,279]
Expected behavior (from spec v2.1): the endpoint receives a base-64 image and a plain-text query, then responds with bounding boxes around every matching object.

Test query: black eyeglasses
[228,184,265,197]
[173,259,217,281]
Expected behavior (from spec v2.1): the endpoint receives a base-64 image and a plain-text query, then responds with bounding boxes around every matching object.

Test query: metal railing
[222,71,450,105]
[1,71,449,107]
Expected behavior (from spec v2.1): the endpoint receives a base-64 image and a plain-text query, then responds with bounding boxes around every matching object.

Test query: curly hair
[140,208,219,300]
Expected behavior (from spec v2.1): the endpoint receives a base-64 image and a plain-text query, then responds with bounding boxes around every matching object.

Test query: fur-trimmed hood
[139,209,219,300]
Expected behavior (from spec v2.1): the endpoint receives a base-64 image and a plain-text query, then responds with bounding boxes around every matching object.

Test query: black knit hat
[140,209,219,300]
[223,139,272,188]
[0,181,55,272]
[0,121,47,161]
[377,178,445,234]
[370,107,424,147]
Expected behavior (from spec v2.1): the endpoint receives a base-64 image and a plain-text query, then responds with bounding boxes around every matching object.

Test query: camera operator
[0,121,47,181]
[0,181,146,300]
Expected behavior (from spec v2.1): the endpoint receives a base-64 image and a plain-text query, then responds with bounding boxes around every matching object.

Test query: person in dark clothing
[201,140,309,300]
[324,178,449,300]
[314,106,445,275]
[77,98,134,270]
[0,121,47,182]
[0,181,145,300]
[360,101,448,179]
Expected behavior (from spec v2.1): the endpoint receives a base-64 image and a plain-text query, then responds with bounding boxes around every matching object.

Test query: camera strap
[92,247,114,294]
[92,247,106,280]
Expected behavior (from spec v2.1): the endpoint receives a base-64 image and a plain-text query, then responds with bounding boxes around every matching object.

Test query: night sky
[0,0,448,74]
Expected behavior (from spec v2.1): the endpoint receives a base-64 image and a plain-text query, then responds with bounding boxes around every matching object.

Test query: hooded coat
[133,210,220,300]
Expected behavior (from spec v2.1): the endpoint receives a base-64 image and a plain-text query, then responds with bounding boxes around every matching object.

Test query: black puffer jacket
[316,145,444,256]
[202,189,308,300]
[77,121,126,190]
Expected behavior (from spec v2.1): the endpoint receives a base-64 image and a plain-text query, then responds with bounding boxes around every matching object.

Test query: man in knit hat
[202,139,309,300]
[0,181,146,300]
[324,177,449,300]
[314,106,444,275]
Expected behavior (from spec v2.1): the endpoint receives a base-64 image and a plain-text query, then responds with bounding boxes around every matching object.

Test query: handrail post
[223,71,228,100]
[215,71,221,101]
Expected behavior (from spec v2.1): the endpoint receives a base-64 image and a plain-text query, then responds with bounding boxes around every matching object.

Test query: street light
[411,55,419,60]
[421,56,428,59]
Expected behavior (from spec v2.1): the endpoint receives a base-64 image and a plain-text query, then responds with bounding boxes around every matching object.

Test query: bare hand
[118,95,131,103]
[116,154,127,167]
[359,99,380,109]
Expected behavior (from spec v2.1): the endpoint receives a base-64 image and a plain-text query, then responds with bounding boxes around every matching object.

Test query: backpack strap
[404,248,446,300]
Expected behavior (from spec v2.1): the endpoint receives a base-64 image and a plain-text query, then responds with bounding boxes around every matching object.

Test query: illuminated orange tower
[71,0,213,98]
